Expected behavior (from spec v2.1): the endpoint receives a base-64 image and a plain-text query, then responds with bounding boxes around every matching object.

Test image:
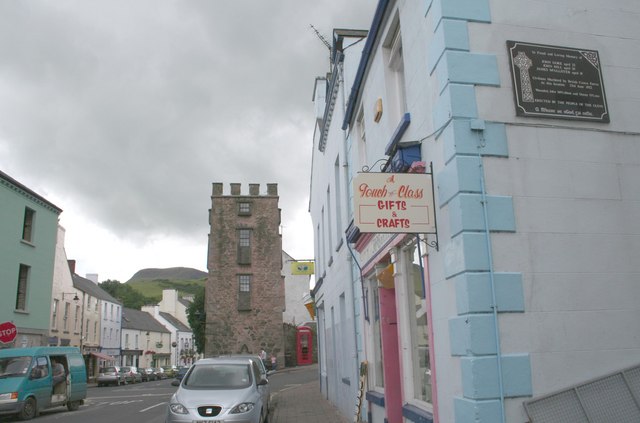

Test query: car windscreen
[183,364,251,389]
[0,356,32,378]
[100,367,117,373]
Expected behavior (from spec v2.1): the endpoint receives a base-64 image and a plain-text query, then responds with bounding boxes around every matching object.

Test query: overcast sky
[0,1,375,282]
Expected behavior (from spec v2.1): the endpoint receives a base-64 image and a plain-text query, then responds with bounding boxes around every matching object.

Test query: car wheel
[18,397,37,421]
[67,400,81,411]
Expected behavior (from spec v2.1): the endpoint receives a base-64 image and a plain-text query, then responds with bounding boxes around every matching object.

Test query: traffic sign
[0,321,17,344]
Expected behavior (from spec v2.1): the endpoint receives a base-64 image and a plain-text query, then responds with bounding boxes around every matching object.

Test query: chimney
[68,260,76,274]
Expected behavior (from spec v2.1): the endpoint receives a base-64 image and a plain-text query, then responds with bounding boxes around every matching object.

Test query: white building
[282,251,314,325]
[143,304,194,367]
[311,1,640,422]
[157,289,190,327]
[310,27,370,420]
[121,307,171,368]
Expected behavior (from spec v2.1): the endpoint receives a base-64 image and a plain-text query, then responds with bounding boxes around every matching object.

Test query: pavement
[269,365,349,423]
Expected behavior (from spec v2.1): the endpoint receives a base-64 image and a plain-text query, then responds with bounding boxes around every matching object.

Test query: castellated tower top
[211,182,278,196]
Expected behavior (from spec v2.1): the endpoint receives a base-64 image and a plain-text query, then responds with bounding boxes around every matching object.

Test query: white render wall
[340,0,640,422]
[466,0,640,421]
[309,31,369,419]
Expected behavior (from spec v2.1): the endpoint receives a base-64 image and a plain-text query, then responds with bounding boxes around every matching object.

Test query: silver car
[166,357,269,423]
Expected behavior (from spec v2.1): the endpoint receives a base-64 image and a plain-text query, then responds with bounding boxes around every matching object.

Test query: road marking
[140,402,167,413]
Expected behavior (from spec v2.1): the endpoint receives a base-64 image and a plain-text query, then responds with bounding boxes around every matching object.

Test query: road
[1,365,319,423]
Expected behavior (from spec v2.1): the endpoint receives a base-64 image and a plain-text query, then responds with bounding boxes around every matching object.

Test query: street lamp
[61,292,80,302]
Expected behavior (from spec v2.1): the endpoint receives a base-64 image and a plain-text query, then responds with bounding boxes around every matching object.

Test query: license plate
[194,421,223,423]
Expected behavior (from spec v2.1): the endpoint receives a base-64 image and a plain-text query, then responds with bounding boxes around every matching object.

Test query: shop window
[404,244,431,403]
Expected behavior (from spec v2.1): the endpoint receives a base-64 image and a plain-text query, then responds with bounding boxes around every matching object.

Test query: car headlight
[0,392,18,402]
[230,402,254,414]
[169,403,188,414]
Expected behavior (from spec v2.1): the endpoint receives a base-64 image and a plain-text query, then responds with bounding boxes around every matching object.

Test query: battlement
[212,182,278,196]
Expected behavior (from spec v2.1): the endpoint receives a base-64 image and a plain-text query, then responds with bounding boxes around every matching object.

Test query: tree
[99,280,155,309]
[186,287,206,354]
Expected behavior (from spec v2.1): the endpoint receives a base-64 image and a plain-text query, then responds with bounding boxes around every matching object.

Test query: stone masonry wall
[205,183,285,362]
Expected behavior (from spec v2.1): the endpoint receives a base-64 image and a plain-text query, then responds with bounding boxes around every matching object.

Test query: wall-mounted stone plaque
[507,41,609,123]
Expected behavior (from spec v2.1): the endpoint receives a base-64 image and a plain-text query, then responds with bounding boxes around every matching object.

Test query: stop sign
[0,321,17,344]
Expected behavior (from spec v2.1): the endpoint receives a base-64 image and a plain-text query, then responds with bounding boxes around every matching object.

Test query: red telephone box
[296,326,313,365]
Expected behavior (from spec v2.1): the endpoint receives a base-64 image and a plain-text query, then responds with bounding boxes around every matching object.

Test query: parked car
[97,366,127,387]
[166,357,270,423]
[219,355,271,379]
[154,367,167,379]
[162,365,177,378]
[175,366,190,381]
[120,366,142,383]
[141,367,157,382]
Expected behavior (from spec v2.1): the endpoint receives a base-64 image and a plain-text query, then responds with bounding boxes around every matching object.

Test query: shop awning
[91,352,114,361]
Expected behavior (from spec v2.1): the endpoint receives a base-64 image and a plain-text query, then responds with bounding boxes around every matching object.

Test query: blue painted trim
[366,390,386,407]
[428,19,469,74]
[454,397,503,423]
[441,120,508,163]
[384,113,412,155]
[455,272,525,314]
[443,233,490,279]
[449,314,497,356]
[436,51,500,92]
[403,404,434,423]
[461,355,532,399]
[429,0,492,28]
[433,84,478,131]
[342,0,390,130]
[436,155,483,207]
[449,194,515,236]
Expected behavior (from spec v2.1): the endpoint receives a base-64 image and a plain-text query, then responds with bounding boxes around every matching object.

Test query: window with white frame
[63,302,70,331]
[383,12,407,124]
[334,156,343,246]
[326,187,333,257]
[74,305,80,332]
[52,299,59,329]
[356,108,367,169]
[403,243,431,403]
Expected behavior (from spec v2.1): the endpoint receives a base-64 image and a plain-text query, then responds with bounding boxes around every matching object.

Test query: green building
[0,170,62,348]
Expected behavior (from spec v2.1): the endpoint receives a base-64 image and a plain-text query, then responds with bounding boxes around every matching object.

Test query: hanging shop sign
[507,40,609,122]
[290,261,315,275]
[353,172,435,234]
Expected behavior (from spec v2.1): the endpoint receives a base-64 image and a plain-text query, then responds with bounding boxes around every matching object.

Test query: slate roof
[159,311,191,332]
[72,274,121,305]
[122,308,170,333]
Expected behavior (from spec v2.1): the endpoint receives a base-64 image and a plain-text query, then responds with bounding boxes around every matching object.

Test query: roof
[0,169,62,213]
[159,311,191,332]
[177,297,192,308]
[121,308,170,333]
[72,274,121,305]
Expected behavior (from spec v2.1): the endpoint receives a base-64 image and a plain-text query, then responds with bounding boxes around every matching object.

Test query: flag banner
[291,261,315,275]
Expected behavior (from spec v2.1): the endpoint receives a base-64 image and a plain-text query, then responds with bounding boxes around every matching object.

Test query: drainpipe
[472,119,506,423]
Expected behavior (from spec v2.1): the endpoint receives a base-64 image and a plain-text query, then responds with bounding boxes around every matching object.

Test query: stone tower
[205,182,284,360]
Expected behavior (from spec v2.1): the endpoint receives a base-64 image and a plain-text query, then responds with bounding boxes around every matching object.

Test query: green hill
[125,267,207,302]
